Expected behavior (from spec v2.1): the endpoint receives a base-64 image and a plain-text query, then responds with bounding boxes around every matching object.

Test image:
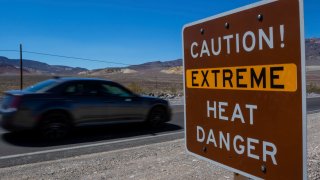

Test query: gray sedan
[0,77,171,140]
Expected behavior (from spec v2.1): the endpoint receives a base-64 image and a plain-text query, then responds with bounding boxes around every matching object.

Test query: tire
[147,107,168,128]
[39,112,71,140]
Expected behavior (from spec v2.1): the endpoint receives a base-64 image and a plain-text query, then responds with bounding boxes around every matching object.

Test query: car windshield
[24,79,58,93]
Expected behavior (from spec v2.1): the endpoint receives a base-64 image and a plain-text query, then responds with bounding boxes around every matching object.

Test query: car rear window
[24,79,59,93]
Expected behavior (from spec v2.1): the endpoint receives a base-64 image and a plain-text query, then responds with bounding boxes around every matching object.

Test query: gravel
[307,113,320,179]
[0,113,319,180]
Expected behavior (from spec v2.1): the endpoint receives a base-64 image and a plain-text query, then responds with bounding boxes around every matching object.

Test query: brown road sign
[182,0,306,179]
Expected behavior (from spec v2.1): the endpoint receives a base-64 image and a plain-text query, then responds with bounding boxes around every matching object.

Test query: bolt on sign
[182,0,306,179]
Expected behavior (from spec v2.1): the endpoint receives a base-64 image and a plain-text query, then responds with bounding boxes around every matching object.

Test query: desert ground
[0,66,319,96]
[0,73,183,97]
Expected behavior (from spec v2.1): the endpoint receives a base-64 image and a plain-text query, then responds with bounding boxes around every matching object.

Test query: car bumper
[0,108,34,131]
[0,108,18,131]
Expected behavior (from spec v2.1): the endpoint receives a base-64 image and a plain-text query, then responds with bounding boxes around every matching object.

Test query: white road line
[0,131,184,160]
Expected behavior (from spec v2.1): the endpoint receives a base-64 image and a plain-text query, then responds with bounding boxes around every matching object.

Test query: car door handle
[125,98,132,102]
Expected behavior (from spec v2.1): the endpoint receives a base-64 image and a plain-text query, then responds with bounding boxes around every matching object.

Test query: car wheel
[147,107,167,127]
[40,113,70,140]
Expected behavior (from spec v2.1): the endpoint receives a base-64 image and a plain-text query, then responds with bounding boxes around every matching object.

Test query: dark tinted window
[100,83,132,97]
[82,82,99,96]
[63,81,99,96]
[24,79,58,93]
[63,82,85,95]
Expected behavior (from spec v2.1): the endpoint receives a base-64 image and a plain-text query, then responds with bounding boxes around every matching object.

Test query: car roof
[53,77,112,83]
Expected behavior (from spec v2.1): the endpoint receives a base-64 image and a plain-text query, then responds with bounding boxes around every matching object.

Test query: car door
[99,82,147,122]
[62,81,109,124]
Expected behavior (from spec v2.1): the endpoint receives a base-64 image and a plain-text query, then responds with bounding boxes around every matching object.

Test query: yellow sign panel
[186,64,297,91]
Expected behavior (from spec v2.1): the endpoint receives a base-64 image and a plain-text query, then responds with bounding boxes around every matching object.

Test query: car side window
[82,82,99,96]
[100,83,131,98]
[63,83,85,96]
[63,82,100,97]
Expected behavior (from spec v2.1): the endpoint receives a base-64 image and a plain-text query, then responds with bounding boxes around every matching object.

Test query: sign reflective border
[182,0,306,179]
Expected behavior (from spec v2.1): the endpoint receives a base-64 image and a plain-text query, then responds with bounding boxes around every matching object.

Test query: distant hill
[306,38,320,66]
[83,38,320,76]
[80,59,182,76]
[161,66,183,75]
[0,61,30,74]
[128,59,182,70]
[0,38,319,75]
[0,56,87,75]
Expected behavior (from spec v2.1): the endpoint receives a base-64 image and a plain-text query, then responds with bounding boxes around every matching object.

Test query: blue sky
[0,0,319,70]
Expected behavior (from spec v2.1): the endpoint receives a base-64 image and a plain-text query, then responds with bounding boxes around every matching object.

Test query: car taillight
[9,96,21,108]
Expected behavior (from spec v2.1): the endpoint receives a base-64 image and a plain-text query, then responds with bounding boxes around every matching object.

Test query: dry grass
[0,73,183,96]
[307,83,320,94]
[81,72,183,95]
[1,70,318,95]
[0,75,52,94]
[307,70,320,86]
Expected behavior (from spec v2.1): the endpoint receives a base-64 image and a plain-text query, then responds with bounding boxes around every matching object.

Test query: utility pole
[20,44,23,90]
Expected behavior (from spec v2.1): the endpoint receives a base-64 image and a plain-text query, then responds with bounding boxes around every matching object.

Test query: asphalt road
[0,97,319,168]
[308,97,320,113]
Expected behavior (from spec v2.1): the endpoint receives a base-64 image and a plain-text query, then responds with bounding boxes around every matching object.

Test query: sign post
[183,0,306,179]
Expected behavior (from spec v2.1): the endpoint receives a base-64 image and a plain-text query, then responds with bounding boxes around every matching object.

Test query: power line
[0,50,17,52]
[0,49,132,66]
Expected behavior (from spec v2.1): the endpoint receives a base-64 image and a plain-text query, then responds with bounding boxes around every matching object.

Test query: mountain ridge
[0,56,87,75]
[0,38,319,75]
